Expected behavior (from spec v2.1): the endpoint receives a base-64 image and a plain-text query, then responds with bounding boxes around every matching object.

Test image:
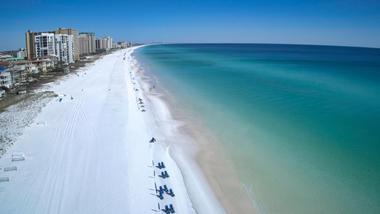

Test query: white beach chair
[11,153,25,162]
[0,177,10,182]
[4,166,17,172]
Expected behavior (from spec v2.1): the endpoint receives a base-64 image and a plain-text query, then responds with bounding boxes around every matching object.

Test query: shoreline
[125,48,224,213]
[130,46,258,213]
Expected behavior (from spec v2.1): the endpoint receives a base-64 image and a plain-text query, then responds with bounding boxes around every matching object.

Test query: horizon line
[2,42,380,52]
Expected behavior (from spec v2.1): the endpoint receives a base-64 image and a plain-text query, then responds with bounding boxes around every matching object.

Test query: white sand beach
[0,47,225,213]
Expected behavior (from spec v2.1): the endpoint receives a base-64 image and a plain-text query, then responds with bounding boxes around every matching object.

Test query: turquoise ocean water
[135,44,380,214]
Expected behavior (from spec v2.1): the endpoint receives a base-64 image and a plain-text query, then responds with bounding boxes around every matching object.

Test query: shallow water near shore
[135,44,380,214]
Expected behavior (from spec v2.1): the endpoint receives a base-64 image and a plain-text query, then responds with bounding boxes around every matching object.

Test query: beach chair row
[0,153,25,183]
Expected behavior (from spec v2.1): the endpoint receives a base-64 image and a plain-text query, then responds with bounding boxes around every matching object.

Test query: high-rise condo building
[79,32,96,56]
[95,36,113,51]
[55,34,74,64]
[55,28,79,61]
[25,30,74,64]
[34,32,56,59]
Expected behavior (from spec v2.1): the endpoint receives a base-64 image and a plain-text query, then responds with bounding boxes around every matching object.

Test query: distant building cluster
[96,36,113,51]
[25,28,120,64]
[0,27,132,97]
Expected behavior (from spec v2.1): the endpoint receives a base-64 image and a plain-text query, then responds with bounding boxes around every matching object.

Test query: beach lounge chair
[11,153,25,161]
[155,162,166,169]
[167,189,175,197]
[159,186,164,194]
[157,191,164,200]
[169,204,175,213]
[159,171,169,179]
[162,205,171,214]
[164,171,169,178]
[159,172,164,178]
[159,171,166,178]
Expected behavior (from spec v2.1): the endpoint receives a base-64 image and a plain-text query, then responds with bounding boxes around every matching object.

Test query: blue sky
[1,0,380,50]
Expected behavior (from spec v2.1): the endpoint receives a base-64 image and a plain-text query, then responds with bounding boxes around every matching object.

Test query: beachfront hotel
[95,36,113,51]
[25,30,75,64]
[55,28,80,61]
[79,32,96,56]
[54,34,74,64]
[25,29,114,63]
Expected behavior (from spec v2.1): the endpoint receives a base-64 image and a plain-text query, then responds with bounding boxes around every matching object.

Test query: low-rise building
[17,49,27,59]
[0,54,14,62]
[9,65,28,86]
[30,59,56,73]
[25,63,39,74]
[0,69,13,89]
[0,89,5,98]
[5,62,39,86]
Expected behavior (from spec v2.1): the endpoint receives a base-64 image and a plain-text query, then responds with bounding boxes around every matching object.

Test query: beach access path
[0,48,195,213]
